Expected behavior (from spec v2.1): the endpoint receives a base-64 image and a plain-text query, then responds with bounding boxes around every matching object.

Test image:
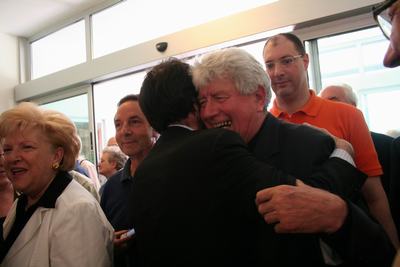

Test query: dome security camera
[156,42,168,52]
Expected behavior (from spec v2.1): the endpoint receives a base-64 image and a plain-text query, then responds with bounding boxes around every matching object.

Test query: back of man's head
[139,58,198,133]
[106,136,118,146]
[320,83,358,106]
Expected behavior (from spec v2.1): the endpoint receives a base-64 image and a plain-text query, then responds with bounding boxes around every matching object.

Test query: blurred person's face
[114,100,154,159]
[2,128,63,198]
[198,77,266,143]
[263,36,309,100]
[98,152,117,178]
[0,145,9,186]
[383,0,400,67]
[107,137,118,146]
[320,86,352,105]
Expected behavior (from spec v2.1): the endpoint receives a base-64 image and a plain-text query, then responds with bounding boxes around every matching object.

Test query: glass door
[32,85,96,164]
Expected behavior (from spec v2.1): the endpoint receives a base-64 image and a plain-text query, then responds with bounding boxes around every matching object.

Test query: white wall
[0,32,18,112]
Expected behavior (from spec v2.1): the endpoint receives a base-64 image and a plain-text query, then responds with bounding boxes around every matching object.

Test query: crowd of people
[0,0,399,266]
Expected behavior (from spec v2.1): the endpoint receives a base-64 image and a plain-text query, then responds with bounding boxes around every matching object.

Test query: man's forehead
[264,37,297,57]
[115,101,142,118]
[114,111,142,121]
[198,79,235,95]
[266,35,292,48]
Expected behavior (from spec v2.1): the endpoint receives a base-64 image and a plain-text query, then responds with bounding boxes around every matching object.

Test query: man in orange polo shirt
[263,32,399,248]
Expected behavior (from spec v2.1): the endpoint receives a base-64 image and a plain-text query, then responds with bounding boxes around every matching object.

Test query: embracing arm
[289,123,366,198]
[305,157,366,199]
[256,183,396,267]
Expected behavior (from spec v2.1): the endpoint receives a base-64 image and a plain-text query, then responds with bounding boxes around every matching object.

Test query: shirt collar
[168,124,195,131]
[270,90,322,118]
[19,171,72,210]
[120,158,134,182]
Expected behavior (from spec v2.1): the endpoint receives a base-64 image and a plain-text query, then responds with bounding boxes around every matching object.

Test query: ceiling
[0,0,110,38]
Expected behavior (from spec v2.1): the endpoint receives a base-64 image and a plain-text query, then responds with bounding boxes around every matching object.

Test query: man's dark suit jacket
[370,132,399,240]
[130,125,366,266]
[248,114,395,267]
[390,137,400,240]
[130,126,297,266]
[371,131,393,198]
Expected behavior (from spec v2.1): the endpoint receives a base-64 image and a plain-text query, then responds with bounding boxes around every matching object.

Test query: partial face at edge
[383,1,400,67]
[0,144,9,187]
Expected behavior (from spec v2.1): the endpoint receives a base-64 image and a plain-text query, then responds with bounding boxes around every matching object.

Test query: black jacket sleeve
[305,157,367,200]
[322,200,396,267]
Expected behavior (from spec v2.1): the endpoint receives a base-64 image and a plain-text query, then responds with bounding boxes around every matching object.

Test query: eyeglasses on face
[373,0,397,39]
[265,55,303,71]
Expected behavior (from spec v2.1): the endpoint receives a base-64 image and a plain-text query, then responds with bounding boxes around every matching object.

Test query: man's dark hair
[264,33,306,55]
[118,94,139,107]
[139,58,198,133]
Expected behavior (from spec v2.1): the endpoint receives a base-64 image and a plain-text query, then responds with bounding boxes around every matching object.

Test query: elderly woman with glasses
[0,102,114,267]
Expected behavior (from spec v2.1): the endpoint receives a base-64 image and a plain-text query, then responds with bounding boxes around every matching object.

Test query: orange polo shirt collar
[270,90,321,118]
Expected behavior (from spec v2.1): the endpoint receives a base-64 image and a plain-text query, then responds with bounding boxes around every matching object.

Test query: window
[40,93,94,163]
[307,27,400,134]
[31,20,86,79]
[91,0,277,58]
[240,40,276,109]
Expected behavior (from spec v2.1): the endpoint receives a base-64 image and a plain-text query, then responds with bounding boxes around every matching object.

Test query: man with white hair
[193,47,394,266]
[320,83,357,106]
[320,84,396,230]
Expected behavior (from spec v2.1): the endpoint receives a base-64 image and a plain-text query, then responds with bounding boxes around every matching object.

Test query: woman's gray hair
[192,47,272,110]
[102,146,128,170]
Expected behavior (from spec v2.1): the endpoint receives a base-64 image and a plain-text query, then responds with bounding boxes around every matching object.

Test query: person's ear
[303,53,310,70]
[255,86,267,112]
[151,129,159,143]
[53,147,64,167]
[110,160,117,170]
[152,129,159,138]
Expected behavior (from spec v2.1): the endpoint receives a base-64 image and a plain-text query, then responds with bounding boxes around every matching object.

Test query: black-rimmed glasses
[373,0,397,39]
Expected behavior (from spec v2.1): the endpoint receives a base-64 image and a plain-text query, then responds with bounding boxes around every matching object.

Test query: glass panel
[93,71,146,158]
[239,41,266,67]
[40,94,94,162]
[92,0,277,58]
[240,40,276,109]
[31,20,86,79]
[319,46,358,78]
[362,88,400,134]
[315,27,400,134]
